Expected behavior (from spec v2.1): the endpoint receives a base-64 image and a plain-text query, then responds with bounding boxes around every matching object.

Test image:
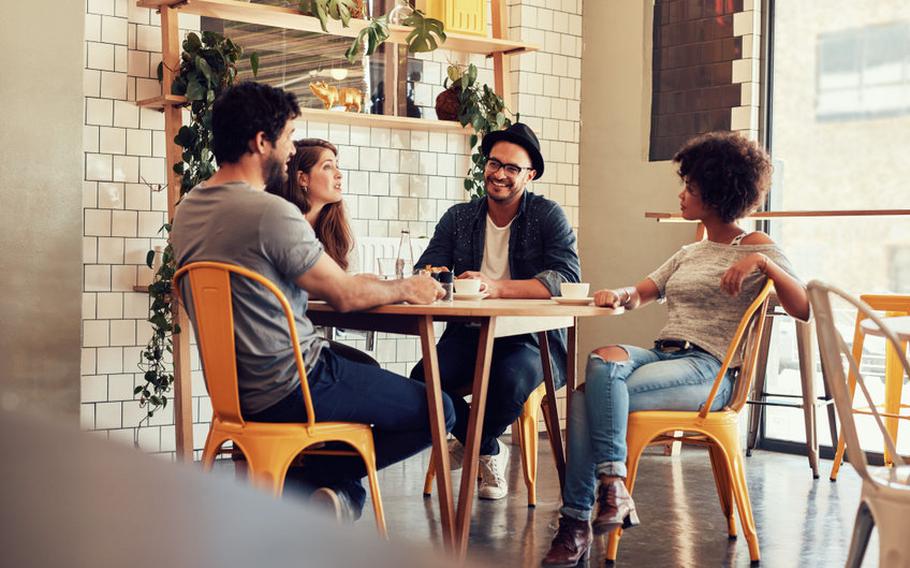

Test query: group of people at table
[170,82,811,566]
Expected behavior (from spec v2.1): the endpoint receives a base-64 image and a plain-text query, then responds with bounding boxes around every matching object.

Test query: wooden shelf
[138,95,471,132]
[138,0,537,56]
[645,209,910,223]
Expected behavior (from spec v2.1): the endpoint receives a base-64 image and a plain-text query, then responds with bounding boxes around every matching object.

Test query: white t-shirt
[480,214,513,280]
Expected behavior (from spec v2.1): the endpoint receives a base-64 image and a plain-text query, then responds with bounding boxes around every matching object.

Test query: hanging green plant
[298,0,445,63]
[137,31,255,434]
[444,63,518,199]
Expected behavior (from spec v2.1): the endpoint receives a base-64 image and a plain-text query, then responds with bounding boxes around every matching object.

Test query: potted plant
[437,63,518,198]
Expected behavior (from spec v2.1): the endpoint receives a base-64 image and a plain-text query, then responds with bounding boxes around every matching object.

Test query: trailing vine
[136,31,254,434]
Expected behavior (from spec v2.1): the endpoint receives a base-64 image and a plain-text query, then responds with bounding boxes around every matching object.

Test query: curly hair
[267,139,353,271]
[211,82,300,165]
[672,131,772,223]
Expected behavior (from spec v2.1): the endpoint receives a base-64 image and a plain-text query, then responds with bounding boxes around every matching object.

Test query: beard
[263,152,288,189]
[484,175,518,202]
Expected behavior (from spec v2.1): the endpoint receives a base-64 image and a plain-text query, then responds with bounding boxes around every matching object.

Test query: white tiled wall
[81,0,583,453]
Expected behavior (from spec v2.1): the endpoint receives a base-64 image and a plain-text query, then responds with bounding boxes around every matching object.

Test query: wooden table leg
[418,315,456,554]
[796,320,820,478]
[455,316,497,560]
[537,332,566,489]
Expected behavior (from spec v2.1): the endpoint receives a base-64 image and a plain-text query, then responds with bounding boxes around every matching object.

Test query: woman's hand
[593,288,622,308]
[721,253,767,296]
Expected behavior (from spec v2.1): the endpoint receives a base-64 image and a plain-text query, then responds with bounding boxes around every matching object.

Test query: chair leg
[846,502,874,568]
[423,446,437,497]
[360,449,388,539]
[708,444,737,539]
[830,357,859,481]
[517,399,541,507]
[714,428,760,563]
[796,321,820,479]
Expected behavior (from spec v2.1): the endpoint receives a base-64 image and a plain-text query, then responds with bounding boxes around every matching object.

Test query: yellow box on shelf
[418,0,486,37]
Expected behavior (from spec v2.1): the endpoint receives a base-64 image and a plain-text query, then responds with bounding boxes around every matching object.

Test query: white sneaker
[448,438,465,471]
[478,439,510,500]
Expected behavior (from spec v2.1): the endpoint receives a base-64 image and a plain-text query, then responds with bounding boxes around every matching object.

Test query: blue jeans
[410,325,564,456]
[560,345,733,521]
[248,347,456,513]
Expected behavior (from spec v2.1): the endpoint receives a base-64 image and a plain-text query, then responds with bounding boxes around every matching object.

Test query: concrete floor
[219,437,875,567]
[365,438,873,567]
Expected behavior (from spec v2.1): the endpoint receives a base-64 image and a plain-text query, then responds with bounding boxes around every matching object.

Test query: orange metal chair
[421,381,561,507]
[606,280,773,564]
[174,261,387,537]
[829,294,910,481]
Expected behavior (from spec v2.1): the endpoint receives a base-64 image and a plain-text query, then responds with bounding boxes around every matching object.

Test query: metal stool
[746,296,838,479]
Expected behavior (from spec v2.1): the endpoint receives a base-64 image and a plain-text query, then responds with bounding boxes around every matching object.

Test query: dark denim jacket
[416,191,582,383]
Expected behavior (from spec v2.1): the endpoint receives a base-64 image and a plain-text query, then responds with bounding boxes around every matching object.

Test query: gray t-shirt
[647,239,802,366]
[170,181,327,415]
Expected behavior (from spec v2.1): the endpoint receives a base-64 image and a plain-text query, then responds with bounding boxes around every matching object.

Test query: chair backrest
[173,261,315,428]
[808,280,908,483]
[699,279,774,418]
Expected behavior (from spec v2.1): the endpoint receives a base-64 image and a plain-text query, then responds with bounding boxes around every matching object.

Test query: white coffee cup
[560,282,590,299]
[454,279,487,294]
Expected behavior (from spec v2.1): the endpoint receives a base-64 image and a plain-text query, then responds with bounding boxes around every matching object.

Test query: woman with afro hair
[542,131,810,567]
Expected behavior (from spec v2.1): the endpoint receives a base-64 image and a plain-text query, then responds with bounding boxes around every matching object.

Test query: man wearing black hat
[410,123,581,500]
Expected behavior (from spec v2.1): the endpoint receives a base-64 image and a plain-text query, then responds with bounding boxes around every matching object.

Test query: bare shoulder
[741,231,775,245]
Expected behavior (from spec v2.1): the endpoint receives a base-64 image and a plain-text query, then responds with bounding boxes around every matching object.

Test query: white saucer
[552,296,594,305]
[453,292,489,301]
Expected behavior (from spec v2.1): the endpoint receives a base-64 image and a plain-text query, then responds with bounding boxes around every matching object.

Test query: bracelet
[619,287,632,305]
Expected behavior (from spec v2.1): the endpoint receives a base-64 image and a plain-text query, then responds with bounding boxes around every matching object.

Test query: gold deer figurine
[309,81,363,113]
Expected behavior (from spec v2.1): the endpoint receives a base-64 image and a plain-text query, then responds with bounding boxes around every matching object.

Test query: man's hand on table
[457,271,501,298]
[400,274,445,304]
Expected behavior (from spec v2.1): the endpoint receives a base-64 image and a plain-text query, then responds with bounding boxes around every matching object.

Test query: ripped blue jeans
[560,345,734,521]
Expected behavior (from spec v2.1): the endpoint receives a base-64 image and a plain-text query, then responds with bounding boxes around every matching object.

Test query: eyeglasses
[484,158,533,177]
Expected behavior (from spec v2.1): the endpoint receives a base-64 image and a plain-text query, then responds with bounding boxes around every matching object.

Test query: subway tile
[428,177,446,199]
[128,3,150,24]
[124,183,150,210]
[124,291,151,320]
[307,121,329,140]
[368,172,390,196]
[418,152,437,175]
[87,42,115,71]
[86,13,102,42]
[96,292,124,319]
[110,320,136,347]
[409,175,428,199]
[350,125,370,146]
[124,129,152,157]
[85,209,112,236]
[111,265,137,291]
[95,402,122,430]
[338,144,358,169]
[399,198,418,221]
[112,155,139,182]
[135,425,161,452]
[101,15,128,45]
[113,100,140,128]
[84,265,111,292]
[86,98,113,126]
[83,237,98,264]
[126,77,136,102]
[357,196,378,219]
[80,404,96,431]
[84,126,100,153]
[116,45,129,73]
[436,153,455,176]
[111,210,138,237]
[82,375,109,403]
[151,130,166,157]
[98,237,125,264]
[84,68,101,98]
[140,107,165,130]
[82,292,97,321]
[359,147,379,171]
[83,320,110,348]
[379,148,400,172]
[378,196,398,220]
[135,24,161,52]
[346,170,368,197]
[108,374,136,401]
[139,156,166,185]
[328,123,350,145]
[428,132,447,153]
[390,129,410,150]
[389,174,410,197]
[135,78,160,101]
[410,131,429,151]
[398,150,418,174]
[87,0,115,15]
[370,127,391,147]
[99,127,126,155]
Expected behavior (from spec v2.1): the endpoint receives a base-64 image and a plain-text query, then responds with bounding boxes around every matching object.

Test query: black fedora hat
[481,122,544,180]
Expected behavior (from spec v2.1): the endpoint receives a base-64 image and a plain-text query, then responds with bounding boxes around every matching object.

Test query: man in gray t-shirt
[170,82,452,520]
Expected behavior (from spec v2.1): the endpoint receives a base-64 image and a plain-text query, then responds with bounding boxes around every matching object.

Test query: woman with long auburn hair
[268,138,354,270]
[267,138,378,367]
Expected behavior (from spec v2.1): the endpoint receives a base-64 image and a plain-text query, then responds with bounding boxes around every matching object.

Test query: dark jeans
[409,325,562,456]
[247,347,455,513]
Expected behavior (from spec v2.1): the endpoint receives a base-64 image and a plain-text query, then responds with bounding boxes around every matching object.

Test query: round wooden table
[861,315,910,341]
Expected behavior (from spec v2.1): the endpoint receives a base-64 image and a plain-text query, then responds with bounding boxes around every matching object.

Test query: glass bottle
[387,0,414,25]
[395,229,413,279]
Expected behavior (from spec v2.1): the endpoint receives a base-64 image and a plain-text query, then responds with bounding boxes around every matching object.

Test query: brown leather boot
[591,478,640,535]
[541,516,592,567]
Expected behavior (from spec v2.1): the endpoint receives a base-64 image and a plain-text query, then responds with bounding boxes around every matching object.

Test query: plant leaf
[250,52,260,76]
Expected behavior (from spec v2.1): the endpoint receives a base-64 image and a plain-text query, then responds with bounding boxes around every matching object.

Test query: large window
[764,2,910,453]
